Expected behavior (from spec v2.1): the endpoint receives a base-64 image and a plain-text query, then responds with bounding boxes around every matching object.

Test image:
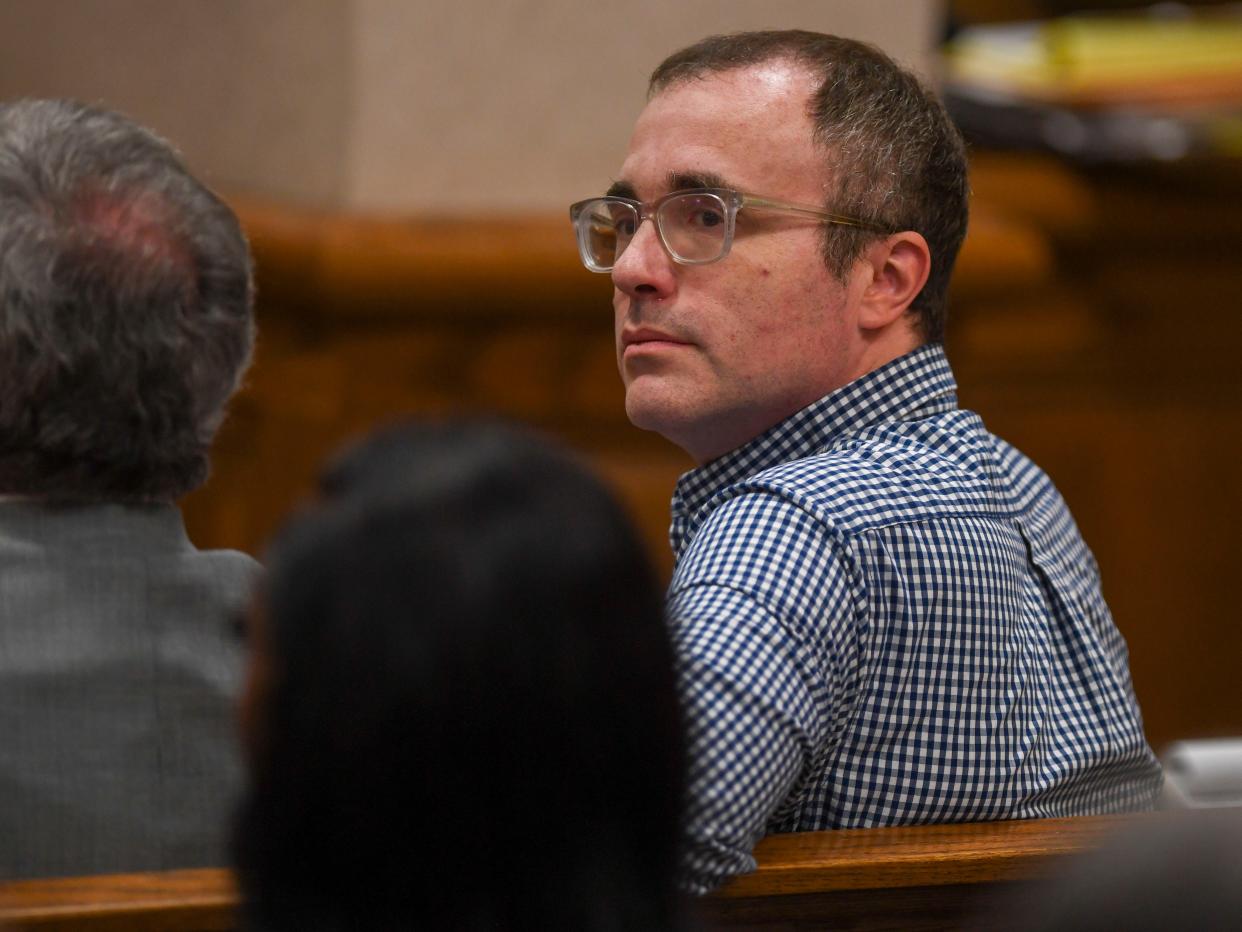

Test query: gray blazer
[0,502,260,879]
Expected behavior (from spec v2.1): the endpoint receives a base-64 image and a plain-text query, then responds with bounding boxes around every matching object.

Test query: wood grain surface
[0,868,237,931]
[713,814,1131,898]
[0,816,1137,931]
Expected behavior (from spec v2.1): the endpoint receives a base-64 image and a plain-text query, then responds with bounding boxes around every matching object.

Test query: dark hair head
[0,98,254,501]
[235,419,685,931]
[650,30,969,342]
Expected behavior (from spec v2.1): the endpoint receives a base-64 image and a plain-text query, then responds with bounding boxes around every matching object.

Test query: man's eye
[603,206,638,237]
[673,196,726,230]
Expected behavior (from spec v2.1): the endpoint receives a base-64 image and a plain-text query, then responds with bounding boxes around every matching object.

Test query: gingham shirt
[669,343,1162,893]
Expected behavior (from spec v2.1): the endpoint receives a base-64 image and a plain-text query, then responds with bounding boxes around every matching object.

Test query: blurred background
[1,0,1239,753]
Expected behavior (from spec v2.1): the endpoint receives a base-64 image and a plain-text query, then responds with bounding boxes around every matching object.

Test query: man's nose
[611,218,676,299]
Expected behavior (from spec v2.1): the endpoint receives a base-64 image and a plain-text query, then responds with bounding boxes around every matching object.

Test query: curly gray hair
[0,99,254,501]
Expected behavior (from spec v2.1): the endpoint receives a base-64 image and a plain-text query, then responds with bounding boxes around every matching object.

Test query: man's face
[612,63,867,463]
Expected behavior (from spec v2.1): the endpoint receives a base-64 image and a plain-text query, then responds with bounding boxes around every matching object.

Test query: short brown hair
[650,31,968,342]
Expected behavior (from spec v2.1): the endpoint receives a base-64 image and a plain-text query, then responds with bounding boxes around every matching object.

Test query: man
[569,31,1162,893]
[0,99,258,878]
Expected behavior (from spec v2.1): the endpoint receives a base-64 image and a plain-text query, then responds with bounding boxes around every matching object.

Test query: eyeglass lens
[658,193,729,264]
[577,192,731,270]
[580,200,632,270]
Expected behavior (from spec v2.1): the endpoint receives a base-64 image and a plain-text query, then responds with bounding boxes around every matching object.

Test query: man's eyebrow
[605,180,638,199]
[605,172,733,201]
[668,170,730,191]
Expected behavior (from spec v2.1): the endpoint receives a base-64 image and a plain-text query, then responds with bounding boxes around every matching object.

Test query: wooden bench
[0,815,1130,931]
[702,814,1132,930]
[0,868,236,931]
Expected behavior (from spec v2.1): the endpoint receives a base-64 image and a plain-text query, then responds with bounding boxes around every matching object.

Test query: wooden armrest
[700,816,1142,930]
[0,818,1140,932]
[0,868,236,931]
[714,814,1131,899]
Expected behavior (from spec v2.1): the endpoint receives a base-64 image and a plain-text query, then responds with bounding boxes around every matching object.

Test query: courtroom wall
[0,0,941,212]
[0,1,352,206]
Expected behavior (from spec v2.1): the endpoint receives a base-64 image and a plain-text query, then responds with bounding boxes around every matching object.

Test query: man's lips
[621,328,692,351]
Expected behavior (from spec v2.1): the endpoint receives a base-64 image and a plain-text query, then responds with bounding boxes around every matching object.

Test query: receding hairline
[646,29,879,96]
[643,54,844,170]
[647,50,823,103]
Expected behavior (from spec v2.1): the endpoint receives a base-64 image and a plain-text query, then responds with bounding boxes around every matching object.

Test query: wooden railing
[0,815,1131,931]
[702,814,1129,930]
[0,868,236,931]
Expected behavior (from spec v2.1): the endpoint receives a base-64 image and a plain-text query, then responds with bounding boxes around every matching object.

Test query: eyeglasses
[569,187,887,272]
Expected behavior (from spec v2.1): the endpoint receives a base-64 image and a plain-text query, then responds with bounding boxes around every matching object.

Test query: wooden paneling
[185,188,1063,575]
[182,155,1242,751]
[0,869,236,931]
[950,153,1242,751]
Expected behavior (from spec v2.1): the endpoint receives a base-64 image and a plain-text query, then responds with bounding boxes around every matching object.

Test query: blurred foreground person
[234,421,686,931]
[976,809,1242,931]
[0,99,257,877]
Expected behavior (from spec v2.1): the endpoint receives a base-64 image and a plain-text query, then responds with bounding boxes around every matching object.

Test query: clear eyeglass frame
[568,187,888,273]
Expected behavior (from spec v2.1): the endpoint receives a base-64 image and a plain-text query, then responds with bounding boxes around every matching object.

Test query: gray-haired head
[0,98,254,502]
[649,31,969,343]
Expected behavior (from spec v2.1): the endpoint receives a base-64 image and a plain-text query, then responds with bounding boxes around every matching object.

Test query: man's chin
[624,386,688,439]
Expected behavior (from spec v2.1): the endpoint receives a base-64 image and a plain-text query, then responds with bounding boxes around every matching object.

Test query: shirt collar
[0,500,192,550]
[670,342,958,554]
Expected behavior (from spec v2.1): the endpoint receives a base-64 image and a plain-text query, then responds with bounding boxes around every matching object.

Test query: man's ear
[856,231,931,331]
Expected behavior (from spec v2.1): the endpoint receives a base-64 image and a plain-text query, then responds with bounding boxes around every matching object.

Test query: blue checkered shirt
[669,343,1162,893]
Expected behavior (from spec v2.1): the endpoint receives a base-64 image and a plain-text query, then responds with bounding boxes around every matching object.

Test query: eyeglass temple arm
[740,195,889,233]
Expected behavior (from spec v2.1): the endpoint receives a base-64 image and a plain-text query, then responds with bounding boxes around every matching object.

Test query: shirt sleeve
[667,486,858,893]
